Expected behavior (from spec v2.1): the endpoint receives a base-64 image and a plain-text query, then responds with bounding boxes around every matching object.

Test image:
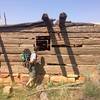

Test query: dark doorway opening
[36,36,50,51]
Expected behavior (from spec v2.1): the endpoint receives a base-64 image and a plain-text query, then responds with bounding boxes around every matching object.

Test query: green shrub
[83,81,100,98]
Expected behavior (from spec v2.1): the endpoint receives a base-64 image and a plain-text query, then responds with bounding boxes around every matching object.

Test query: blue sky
[0,0,100,25]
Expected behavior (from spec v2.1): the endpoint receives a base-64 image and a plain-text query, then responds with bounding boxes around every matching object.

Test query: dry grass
[0,80,100,100]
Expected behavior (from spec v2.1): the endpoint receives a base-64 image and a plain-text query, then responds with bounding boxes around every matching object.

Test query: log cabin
[0,13,100,85]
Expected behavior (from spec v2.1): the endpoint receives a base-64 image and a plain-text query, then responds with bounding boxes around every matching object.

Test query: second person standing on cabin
[26,45,38,87]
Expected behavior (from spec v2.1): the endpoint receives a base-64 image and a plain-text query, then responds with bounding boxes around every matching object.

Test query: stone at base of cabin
[3,77,11,84]
[0,73,85,85]
[50,75,67,83]
[3,86,13,95]
[76,76,85,83]
[67,78,75,83]
[0,73,9,78]
[67,74,79,78]
[20,74,29,84]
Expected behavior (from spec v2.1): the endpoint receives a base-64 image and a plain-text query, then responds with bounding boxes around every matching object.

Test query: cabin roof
[0,20,100,33]
[0,19,55,29]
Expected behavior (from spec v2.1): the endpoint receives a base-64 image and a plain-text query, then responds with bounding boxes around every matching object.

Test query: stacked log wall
[0,24,100,84]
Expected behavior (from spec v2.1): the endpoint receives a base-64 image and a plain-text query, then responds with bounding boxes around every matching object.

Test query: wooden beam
[59,12,67,27]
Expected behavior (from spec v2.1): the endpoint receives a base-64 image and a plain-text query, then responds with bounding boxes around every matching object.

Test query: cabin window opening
[36,36,50,51]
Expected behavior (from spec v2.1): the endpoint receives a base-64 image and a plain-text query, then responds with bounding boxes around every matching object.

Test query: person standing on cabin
[26,46,38,87]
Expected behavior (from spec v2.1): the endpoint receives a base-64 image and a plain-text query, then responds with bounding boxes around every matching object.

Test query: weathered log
[40,47,100,55]
[0,25,100,33]
[0,65,28,74]
[0,19,55,32]
[0,64,97,76]
[83,38,100,45]
[1,62,23,66]
[0,54,100,65]
[44,65,97,76]
[1,47,100,55]
[19,25,100,33]
[0,44,20,47]
[65,22,94,27]
[50,32,100,38]
[0,38,35,44]
[1,32,100,38]
[1,37,100,47]
[0,54,21,62]
[83,45,100,47]
[43,55,100,65]
[51,38,100,45]
[0,32,49,39]
[51,38,83,45]
[0,47,34,54]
